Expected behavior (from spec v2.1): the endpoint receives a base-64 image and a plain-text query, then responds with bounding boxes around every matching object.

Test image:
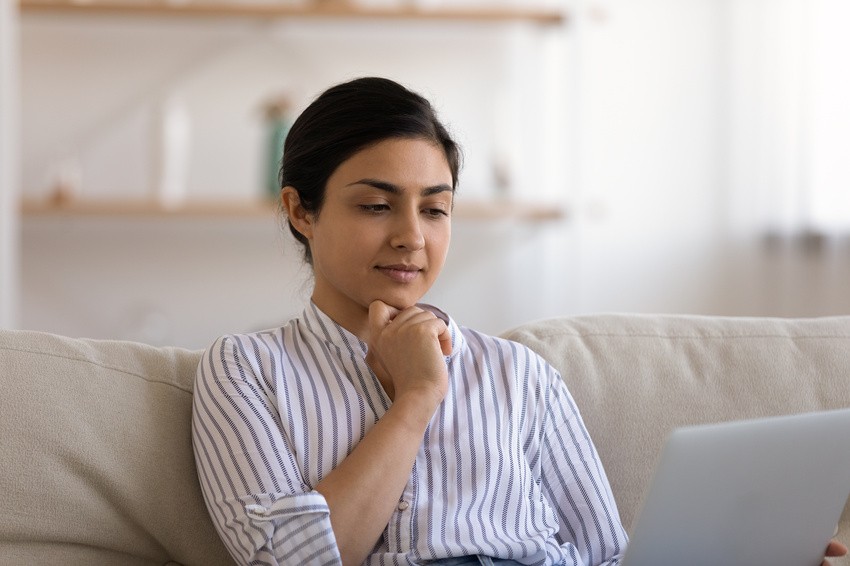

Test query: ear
[281,186,314,240]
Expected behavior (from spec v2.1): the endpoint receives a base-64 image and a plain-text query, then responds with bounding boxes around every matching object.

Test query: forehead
[330,138,453,187]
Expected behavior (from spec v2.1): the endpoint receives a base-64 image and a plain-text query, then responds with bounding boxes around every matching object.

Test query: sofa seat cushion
[0,330,232,566]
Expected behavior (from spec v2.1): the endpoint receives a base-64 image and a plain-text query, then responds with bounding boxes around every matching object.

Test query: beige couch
[2,314,849,565]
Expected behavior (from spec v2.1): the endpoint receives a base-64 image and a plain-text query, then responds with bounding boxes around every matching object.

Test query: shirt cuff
[234,490,341,565]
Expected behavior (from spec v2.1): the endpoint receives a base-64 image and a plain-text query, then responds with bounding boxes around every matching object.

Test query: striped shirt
[192,302,628,566]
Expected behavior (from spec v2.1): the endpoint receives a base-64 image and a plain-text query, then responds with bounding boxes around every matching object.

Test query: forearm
[315,392,438,566]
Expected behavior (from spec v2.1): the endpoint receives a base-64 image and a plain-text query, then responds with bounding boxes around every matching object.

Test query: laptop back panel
[622,408,850,566]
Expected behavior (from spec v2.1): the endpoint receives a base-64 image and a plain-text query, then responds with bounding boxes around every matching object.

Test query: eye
[423,207,450,218]
[360,204,390,214]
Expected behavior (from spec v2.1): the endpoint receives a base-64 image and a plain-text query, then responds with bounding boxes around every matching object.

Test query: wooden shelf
[21,198,567,221]
[454,199,566,221]
[19,0,566,25]
[22,199,275,218]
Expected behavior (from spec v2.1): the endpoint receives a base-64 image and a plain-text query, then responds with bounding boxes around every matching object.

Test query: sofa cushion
[0,330,233,566]
[503,313,850,552]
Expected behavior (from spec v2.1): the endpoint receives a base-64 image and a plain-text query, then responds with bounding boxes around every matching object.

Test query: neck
[311,295,371,342]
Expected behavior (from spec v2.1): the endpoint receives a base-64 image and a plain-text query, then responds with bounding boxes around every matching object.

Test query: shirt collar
[300,301,466,360]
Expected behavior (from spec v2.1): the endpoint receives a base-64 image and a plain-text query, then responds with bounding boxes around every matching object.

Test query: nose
[390,208,425,251]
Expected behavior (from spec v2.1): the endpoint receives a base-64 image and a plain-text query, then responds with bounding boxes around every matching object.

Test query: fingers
[368,300,399,331]
[369,302,452,355]
[438,325,452,356]
[826,538,849,557]
[366,303,451,405]
[391,308,449,341]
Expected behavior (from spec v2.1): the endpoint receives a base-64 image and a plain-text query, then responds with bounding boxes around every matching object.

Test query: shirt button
[397,500,410,511]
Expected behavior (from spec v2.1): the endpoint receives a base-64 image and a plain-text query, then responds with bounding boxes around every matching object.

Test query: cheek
[432,224,451,252]
[428,227,452,265]
[313,223,375,264]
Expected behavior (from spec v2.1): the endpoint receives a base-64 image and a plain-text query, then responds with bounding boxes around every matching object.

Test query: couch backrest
[0,330,233,566]
[4,315,850,565]
[503,313,850,561]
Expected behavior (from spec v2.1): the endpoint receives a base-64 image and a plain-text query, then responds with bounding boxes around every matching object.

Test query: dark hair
[279,77,462,264]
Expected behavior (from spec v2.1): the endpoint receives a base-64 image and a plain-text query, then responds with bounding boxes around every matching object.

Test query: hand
[823,538,848,566]
[365,300,452,405]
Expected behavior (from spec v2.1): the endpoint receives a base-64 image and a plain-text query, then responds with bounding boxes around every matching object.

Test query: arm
[192,302,451,566]
[313,392,436,565]
[537,364,629,566]
[315,300,452,565]
[192,334,340,565]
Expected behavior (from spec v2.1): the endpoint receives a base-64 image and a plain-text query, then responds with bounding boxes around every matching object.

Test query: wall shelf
[21,198,566,221]
[18,2,568,226]
[22,199,276,218]
[19,0,566,25]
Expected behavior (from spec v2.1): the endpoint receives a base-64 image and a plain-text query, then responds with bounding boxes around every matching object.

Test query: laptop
[622,407,850,566]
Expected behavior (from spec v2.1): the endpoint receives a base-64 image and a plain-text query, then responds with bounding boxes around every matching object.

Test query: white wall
[0,0,20,329]
[570,0,726,314]
[21,215,573,348]
[566,0,850,318]
[20,16,558,204]
[18,11,572,347]
[16,1,850,348]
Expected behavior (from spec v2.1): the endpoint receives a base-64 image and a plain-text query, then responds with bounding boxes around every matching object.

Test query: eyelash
[360,204,390,214]
[358,204,449,218]
[424,207,449,218]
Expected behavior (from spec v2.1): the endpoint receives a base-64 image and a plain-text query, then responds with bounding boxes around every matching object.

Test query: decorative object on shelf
[491,151,512,199]
[152,92,192,210]
[262,93,292,201]
[48,156,83,206]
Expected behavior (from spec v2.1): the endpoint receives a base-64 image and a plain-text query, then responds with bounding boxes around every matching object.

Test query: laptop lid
[622,408,850,566]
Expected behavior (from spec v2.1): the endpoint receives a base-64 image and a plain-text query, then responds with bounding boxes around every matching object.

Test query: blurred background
[1,0,849,349]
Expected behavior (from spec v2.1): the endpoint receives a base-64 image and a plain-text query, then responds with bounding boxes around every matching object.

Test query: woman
[191,77,846,566]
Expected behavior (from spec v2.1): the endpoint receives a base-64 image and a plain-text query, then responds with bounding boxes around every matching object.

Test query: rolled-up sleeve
[191,335,341,566]
[539,365,628,566]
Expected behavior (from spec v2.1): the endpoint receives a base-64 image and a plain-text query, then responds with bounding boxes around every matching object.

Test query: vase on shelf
[152,92,192,210]
[262,94,292,202]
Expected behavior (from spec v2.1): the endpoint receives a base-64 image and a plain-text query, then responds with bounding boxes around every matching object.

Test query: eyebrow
[347,178,454,196]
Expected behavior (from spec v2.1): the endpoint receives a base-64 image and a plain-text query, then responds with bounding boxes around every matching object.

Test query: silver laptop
[622,408,850,566]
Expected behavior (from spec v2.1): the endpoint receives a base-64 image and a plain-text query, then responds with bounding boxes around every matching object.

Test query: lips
[375,264,422,283]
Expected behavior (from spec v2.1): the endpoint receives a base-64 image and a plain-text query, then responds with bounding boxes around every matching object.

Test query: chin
[373,293,423,312]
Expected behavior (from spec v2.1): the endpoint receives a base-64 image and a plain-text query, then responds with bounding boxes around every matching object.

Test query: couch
[1,314,849,565]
